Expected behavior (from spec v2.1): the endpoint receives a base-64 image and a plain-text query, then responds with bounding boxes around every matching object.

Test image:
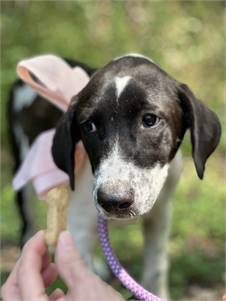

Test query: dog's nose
[97,188,134,213]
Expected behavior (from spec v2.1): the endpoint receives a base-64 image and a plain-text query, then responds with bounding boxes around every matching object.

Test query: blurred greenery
[1,1,225,300]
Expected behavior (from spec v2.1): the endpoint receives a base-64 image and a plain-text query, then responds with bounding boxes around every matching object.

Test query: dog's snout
[97,187,134,214]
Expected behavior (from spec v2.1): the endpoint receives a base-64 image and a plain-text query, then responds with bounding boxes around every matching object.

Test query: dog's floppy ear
[52,107,81,190]
[178,84,221,179]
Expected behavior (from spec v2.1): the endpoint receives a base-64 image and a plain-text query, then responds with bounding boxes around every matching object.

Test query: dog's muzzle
[96,183,135,217]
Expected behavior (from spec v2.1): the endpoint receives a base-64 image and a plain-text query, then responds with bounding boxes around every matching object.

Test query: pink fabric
[13,55,90,199]
[13,129,68,198]
[17,54,89,111]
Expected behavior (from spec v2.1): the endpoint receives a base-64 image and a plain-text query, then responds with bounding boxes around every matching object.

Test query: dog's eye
[81,120,96,133]
[142,114,159,128]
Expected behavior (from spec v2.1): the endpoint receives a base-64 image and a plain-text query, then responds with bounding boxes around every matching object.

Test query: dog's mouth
[96,203,138,220]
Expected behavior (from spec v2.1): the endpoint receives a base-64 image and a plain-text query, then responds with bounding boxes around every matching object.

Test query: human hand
[1,230,124,301]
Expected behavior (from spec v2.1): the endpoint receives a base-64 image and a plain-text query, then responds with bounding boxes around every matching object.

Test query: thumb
[55,231,87,288]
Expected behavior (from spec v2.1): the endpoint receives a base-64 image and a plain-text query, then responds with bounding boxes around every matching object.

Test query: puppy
[8,54,221,297]
[50,54,221,298]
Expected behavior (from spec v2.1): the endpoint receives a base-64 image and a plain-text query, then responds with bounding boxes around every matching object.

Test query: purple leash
[97,215,167,301]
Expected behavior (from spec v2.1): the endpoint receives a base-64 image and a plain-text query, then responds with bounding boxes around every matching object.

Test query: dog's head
[52,54,221,219]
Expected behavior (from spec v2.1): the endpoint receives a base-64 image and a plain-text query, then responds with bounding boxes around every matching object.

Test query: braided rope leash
[97,215,167,301]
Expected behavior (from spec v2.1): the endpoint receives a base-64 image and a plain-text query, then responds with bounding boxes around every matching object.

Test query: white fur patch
[14,85,36,112]
[114,76,131,99]
[114,53,154,63]
[93,139,169,217]
[67,159,97,266]
[13,123,30,161]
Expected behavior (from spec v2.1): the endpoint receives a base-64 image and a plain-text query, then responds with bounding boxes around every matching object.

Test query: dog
[8,58,95,246]
[8,54,221,298]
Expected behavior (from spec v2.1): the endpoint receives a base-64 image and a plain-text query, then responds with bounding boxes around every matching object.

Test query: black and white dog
[8,54,221,298]
[8,58,94,245]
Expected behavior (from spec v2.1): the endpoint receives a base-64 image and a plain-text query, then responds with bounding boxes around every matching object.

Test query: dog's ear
[178,84,221,179]
[51,107,81,190]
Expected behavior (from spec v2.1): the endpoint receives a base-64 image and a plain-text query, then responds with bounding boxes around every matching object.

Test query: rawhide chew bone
[45,185,69,251]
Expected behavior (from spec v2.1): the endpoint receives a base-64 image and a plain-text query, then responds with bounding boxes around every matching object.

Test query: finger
[1,258,22,301]
[42,251,51,271]
[42,263,58,288]
[49,288,65,300]
[55,231,87,288]
[18,230,49,301]
[1,280,21,301]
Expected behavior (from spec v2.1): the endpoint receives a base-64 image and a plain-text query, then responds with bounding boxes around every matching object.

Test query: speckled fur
[93,138,169,218]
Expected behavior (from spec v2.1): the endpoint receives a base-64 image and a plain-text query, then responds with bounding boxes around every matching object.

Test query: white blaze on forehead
[93,139,169,216]
[114,76,131,98]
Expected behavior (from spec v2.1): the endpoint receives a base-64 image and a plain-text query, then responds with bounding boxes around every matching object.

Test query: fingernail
[59,231,74,249]
[36,230,45,237]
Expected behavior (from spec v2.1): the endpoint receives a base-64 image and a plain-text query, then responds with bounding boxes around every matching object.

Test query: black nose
[97,188,134,214]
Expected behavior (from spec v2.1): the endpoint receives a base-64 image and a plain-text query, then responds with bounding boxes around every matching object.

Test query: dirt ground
[0,243,224,301]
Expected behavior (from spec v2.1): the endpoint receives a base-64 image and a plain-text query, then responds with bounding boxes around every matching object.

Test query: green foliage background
[1,1,225,299]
